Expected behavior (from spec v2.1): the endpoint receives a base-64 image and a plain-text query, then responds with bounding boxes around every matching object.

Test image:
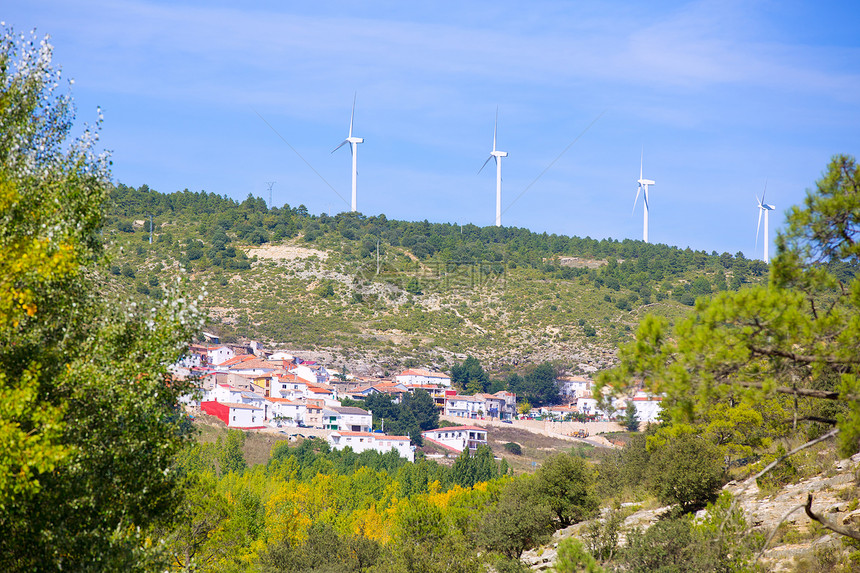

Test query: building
[474,393,507,419]
[444,394,485,418]
[264,397,307,427]
[320,406,372,432]
[557,375,592,398]
[627,392,663,424]
[422,426,488,453]
[395,369,452,387]
[201,401,265,429]
[406,385,451,410]
[327,431,415,462]
[206,345,235,366]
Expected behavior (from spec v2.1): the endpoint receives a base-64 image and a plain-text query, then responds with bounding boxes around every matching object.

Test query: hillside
[104,184,768,375]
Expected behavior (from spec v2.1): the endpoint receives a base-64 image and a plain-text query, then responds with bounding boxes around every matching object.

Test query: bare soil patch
[245,244,329,261]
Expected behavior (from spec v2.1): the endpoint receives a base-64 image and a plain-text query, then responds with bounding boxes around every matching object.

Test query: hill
[103,183,768,375]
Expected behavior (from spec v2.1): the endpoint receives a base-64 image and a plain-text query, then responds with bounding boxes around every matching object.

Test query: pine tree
[624,402,640,432]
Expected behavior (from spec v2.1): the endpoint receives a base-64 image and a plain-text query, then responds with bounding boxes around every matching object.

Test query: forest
[106,180,770,296]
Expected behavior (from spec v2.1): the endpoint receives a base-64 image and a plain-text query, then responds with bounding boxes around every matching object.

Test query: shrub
[503,442,522,456]
[651,434,724,511]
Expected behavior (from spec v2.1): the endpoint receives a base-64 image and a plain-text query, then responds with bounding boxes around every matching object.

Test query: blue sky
[7,1,860,258]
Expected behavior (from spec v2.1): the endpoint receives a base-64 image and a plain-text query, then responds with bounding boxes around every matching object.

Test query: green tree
[519,363,560,406]
[623,402,640,432]
[0,25,202,569]
[533,453,599,527]
[553,538,606,573]
[595,156,860,523]
[218,429,248,475]
[451,356,489,395]
[403,389,439,432]
[479,477,555,560]
[650,433,724,511]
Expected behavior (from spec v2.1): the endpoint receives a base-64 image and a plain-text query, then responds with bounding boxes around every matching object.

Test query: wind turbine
[479,107,507,227]
[756,182,775,263]
[332,93,364,212]
[633,149,655,243]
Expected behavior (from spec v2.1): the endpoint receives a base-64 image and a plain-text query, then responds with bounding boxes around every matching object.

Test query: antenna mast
[265,181,276,208]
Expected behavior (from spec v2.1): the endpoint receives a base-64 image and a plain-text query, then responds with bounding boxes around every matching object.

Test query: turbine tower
[756,183,775,263]
[332,93,363,212]
[479,107,507,226]
[633,149,655,243]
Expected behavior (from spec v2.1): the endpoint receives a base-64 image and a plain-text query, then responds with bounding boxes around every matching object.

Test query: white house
[627,392,663,424]
[557,376,592,398]
[321,406,372,432]
[208,384,265,408]
[422,426,488,453]
[201,401,265,428]
[395,369,452,387]
[327,431,415,462]
[291,363,330,385]
[575,395,626,420]
[207,345,235,366]
[444,395,485,419]
[265,397,307,427]
[271,373,307,401]
[306,383,340,406]
[474,393,507,419]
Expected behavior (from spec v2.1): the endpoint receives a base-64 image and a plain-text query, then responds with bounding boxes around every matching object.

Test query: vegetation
[360,390,439,445]
[0,25,202,570]
[100,176,769,372]
[597,154,860,542]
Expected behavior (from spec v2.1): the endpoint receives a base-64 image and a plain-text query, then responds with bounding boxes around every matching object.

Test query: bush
[503,442,522,456]
[651,434,724,511]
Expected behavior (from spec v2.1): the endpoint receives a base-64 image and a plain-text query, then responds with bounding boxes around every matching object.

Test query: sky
[6,0,860,258]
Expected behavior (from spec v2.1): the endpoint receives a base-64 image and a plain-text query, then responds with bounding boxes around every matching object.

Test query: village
[176,336,665,462]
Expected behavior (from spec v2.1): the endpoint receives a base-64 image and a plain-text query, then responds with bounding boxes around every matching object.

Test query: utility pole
[376,239,380,276]
[265,181,276,208]
[149,214,153,244]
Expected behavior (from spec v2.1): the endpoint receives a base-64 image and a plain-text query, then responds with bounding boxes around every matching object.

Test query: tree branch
[755,503,806,562]
[733,381,845,401]
[750,428,839,484]
[805,493,860,541]
[748,345,860,366]
[749,429,843,562]
[780,416,838,426]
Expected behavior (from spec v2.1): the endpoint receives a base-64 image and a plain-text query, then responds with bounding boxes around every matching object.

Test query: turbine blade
[332,140,348,154]
[349,92,356,138]
[643,187,649,210]
[493,106,498,152]
[640,147,644,181]
[761,178,768,205]
[632,185,641,214]
[478,155,492,174]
